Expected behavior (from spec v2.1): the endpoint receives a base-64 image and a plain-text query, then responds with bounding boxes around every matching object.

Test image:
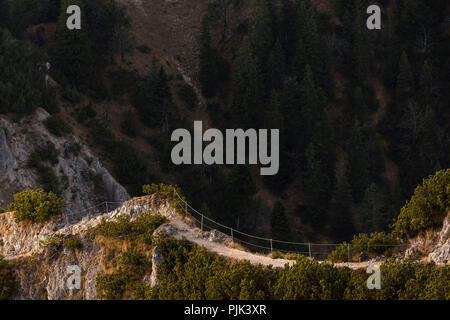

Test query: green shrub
[44,115,73,137]
[142,184,186,216]
[94,211,167,244]
[151,239,449,300]
[393,169,450,238]
[118,249,150,275]
[271,251,284,259]
[27,143,61,194]
[351,232,397,255]
[96,273,126,300]
[65,236,83,252]
[9,189,66,223]
[327,243,350,263]
[328,233,397,262]
[0,255,16,300]
[96,249,151,300]
[28,142,59,165]
[39,233,65,248]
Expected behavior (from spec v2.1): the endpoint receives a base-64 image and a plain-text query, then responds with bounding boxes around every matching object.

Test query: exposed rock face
[149,246,165,288]
[405,212,450,264]
[0,108,129,218]
[0,195,177,259]
[208,229,232,243]
[1,195,176,300]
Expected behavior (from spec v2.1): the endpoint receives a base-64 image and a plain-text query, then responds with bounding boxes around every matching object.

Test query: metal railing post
[309,243,312,258]
[201,215,204,232]
[106,201,108,213]
[270,239,273,252]
[347,243,351,262]
[231,228,234,245]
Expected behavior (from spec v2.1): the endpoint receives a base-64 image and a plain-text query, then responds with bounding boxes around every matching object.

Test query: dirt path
[168,216,295,268]
[166,214,381,270]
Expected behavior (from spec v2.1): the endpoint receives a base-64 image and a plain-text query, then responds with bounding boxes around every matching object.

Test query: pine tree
[304,143,331,207]
[0,0,10,29]
[271,200,290,240]
[280,77,302,150]
[352,86,369,121]
[300,65,319,139]
[331,156,355,241]
[266,39,285,91]
[280,0,297,64]
[419,60,433,107]
[396,51,414,103]
[226,166,258,229]
[232,37,261,127]
[52,0,93,86]
[359,183,388,233]
[347,118,370,203]
[199,15,218,98]
[250,0,277,65]
[264,91,284,131]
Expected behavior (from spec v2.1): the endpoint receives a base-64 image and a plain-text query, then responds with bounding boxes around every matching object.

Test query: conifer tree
[52,0,93,86]
[359,183,388,233]
[0,0,10,29]
[280,0,297,63]
[331,156,355,241]
[419,60,433,106]
[266,39,285,91]
[347,119,370,203]
[271,200,290,240]
[300,65,319,139]
[232,37,261,127]
[226,166,258,229]
[304,143,331,207]
[396,51,414,103]
[199,15,218,98]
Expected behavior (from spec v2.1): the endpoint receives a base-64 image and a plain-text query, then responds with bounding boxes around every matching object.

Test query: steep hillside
[1,189,448,300]
[0,108,129,216]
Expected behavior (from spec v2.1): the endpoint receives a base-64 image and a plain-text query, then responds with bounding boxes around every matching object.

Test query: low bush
[142,183,186,216]
[65,236,83,252]
[44,115,73,137]
[393,169,450,238]
[96,249,150,300]
[28,142,59,166]
[351,232,397,255]
[9,189,66,223]
[327,242,350,263]
[94,211,167,244]
[328,233,397,262]
[0,255,16,300]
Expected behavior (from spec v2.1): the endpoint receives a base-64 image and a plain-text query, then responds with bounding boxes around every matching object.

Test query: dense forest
[0,0,449,244]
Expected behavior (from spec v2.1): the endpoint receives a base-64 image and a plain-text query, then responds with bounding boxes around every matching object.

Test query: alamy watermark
[66,265,81,290]
[171,121,279,176]
[366,264,381,290]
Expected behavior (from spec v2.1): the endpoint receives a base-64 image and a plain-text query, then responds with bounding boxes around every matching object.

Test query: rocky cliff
[405,212,450,264]
[1,193,448,300]
[1,194,175,300]
[0,108,130,218]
